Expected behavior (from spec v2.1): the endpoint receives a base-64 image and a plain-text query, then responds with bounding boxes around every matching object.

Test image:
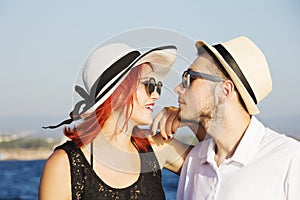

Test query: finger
[172,119,181,133]
[151,110,164,134]
[165,111,178,139]
[151,109,169,140]
[167,106,180,136]
[171,112,181,133]
[158,113,168,140]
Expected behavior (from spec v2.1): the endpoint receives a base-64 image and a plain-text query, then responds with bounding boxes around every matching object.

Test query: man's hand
[151,106,181,140]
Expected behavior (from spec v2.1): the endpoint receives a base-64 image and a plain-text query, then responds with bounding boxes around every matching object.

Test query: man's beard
[178,102,225,138]
[178,104,214,133]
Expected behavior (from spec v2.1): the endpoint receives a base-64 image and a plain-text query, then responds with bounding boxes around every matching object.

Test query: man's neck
[213,110,251,166]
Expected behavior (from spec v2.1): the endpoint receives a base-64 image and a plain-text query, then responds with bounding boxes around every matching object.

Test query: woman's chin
[138,118,152,126]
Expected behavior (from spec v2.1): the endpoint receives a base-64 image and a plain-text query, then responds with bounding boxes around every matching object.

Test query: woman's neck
[93,112,136,152]
[81,113,141,174]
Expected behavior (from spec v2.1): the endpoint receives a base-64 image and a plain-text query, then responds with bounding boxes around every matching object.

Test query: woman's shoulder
[39,143,72,199]
[45,145,70,171]
[42,141,76,175]
[54,140,76,152]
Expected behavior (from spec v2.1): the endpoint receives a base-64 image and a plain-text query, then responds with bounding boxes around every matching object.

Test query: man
[152,36,300,199]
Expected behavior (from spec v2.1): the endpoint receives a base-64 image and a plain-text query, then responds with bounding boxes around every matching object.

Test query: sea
[0,160,179,200]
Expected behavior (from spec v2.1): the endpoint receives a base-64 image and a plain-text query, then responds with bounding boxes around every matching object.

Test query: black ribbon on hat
[213,44,257,104]
[42,50,141,129]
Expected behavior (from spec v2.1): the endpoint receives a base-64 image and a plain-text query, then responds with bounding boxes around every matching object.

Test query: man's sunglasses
[182,69,225,88]
[142,77,163,96]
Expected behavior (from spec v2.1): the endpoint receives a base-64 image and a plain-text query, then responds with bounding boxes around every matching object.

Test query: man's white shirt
[177,117,300,200]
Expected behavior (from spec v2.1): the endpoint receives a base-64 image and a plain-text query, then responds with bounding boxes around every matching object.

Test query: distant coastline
[0,136,62,161]
[0,148,54,161]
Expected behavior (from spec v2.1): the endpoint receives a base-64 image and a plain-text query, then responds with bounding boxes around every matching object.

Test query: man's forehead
[190,53,217,72]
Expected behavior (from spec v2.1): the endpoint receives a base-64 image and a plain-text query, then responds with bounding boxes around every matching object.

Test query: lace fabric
[55,141,166,200]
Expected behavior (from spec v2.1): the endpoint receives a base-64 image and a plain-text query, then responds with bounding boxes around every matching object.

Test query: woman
[39,43,191,200]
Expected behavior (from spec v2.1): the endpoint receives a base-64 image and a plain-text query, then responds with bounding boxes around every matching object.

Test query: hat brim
[196,41,259,115]
[134,45,177,81]
[84,45,177,115]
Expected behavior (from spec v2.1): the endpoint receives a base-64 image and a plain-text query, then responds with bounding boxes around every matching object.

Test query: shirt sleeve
[285,149,300,199]
[176,154,189,200]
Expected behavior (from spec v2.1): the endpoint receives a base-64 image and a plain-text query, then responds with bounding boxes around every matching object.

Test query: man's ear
[219,80,235,103]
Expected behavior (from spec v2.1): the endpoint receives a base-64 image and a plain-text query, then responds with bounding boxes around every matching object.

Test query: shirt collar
[230,116,266,165]
[198,116,266,166]
[198,137,216,164]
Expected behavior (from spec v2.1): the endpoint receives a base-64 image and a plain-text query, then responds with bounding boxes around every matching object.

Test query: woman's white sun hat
[196,36,272,115]
[44,43,177,129]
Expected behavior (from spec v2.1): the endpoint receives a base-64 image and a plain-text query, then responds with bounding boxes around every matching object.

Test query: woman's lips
[145,103,155,112]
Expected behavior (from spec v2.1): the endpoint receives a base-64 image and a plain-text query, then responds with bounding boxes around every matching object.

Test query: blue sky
[0,1,299,137]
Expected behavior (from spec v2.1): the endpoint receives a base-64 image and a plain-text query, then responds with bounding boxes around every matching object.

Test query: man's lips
[178,99,186,106]
[145,103,155,112]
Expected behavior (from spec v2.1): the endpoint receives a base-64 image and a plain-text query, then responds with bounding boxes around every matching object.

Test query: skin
[152,52,251,166]
[38,63,191,200]
[152,54,221,141]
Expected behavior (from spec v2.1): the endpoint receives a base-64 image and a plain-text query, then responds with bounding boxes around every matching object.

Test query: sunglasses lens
[156,82,162,95]
[148,84,155,94]
[148,78,156,94]
[182,71,189,88]
[143,78,163,96]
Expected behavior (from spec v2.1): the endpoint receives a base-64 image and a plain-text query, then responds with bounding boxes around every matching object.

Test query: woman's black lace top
[55,141,166,200]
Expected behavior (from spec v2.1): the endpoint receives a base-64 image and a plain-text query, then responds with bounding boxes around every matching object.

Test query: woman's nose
[150,89,160,100]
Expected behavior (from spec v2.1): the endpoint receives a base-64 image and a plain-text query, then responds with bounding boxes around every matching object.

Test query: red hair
[64,65,151,152]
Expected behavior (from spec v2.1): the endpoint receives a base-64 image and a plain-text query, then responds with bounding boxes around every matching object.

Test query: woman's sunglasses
[141,77,163,96]
[182,69,225,88]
